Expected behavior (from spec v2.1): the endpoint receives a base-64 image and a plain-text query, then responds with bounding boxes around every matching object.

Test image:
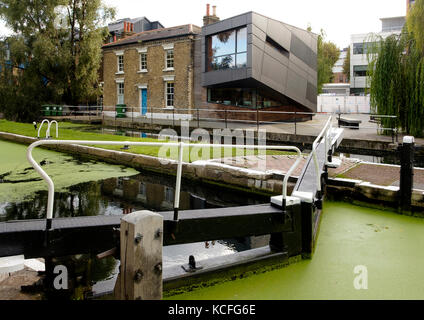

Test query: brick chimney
[121,21,135,39]
[203,3,220,26]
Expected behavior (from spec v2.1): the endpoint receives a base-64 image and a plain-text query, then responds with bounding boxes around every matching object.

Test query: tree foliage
[0,0,115,122]
[343,46,350,81]
[317,29,340,93]
[368,0,424,137]
[407,0,424,54]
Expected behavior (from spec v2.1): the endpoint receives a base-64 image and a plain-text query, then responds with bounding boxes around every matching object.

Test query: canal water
[168,200,424,300]
[3,139,424,300]
[0,139,268,299]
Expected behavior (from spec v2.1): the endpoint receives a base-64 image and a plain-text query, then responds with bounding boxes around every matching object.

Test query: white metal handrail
[37,120,59,139]
[37,120,49,139]
[47,120,58,138]
[27,140,302,228]
[311,115,333,196]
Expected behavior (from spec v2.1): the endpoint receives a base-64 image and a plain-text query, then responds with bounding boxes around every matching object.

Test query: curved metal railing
[37,120,59,139]
[311,115,333,198]
[27,140,303,229]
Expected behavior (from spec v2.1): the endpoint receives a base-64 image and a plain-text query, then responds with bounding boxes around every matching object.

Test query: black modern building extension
[194,11,318,122]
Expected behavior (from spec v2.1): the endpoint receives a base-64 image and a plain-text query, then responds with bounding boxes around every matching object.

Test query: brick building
[332,48,349,84]
[102,24,201,119]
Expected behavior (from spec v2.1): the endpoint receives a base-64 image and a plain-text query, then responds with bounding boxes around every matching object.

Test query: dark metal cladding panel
[306,82,318,104]
[265,18,292,52]
[290,34,316,70]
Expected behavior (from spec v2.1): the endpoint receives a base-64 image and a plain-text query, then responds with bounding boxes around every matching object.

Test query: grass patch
[0,119,297,162]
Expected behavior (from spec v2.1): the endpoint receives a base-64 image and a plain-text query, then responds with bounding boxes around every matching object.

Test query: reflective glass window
[207,27,247,71]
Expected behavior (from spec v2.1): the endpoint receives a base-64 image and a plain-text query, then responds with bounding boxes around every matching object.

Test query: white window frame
[162,43,175,71]
[138,47,148,73]
[165,81,174,108]
[116,81,125,105]
[166,49,174,70]
[139,52,148,72]
[116,53,124,74]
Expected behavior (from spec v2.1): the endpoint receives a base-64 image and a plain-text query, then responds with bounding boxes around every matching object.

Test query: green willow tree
[368,0,424,136]
[317,29,340,93]
[0,0,115,122]
[343,46,350,81]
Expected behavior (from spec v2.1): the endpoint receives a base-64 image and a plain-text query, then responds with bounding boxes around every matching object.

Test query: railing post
[172,108,175,128]
[174,142,184,221]
[399,136,415,213]
[197,108,200,128]
[294,111,297,136]
[225,109,227,129]
[115,210,163,300]
[256,107,259,132]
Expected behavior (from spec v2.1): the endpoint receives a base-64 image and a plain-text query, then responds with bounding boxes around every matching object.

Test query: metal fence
[40,105,399,142]
[102,106,398,142]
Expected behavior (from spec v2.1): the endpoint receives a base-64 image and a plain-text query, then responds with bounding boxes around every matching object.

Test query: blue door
[141,89,147,115]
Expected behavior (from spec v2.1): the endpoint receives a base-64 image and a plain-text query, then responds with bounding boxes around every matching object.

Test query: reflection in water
[1,170,268,299]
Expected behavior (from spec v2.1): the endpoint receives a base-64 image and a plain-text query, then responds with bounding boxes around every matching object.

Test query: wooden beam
[0,204,292,259]
[115,210,163,300]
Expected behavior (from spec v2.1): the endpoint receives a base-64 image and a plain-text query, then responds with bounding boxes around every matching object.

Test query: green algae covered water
[3,139,424,299]
[0,139,138,204]
[167,201,424,300]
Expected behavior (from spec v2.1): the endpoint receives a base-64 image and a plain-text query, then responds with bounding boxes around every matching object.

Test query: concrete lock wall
[317,95,370,114]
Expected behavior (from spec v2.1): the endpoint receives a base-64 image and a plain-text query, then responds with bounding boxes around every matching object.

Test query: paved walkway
[95,114,424,146]
[212,154,424,189]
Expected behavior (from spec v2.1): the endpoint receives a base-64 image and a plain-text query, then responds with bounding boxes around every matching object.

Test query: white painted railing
[47,120,58,139]
[27,140,303,228]
[37,120,59,139]
[311,115,333,197]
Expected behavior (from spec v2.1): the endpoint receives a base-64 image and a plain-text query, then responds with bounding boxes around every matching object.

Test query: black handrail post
[294,111,297,136]
[399,136,415,214]
[396,117,399,143]
[225,109,227,129]
[392,126,394,144]
[172,108,175,128]
[256,107,259,132]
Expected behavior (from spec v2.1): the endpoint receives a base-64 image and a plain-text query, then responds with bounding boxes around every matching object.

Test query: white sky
[0,0,407,48]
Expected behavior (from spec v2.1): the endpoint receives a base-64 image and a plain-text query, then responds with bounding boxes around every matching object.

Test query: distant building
[350,16,405,95]
[322,83,350,95]
[107,17,164,43]
[407,0,416,13]
[332,48,349,84]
